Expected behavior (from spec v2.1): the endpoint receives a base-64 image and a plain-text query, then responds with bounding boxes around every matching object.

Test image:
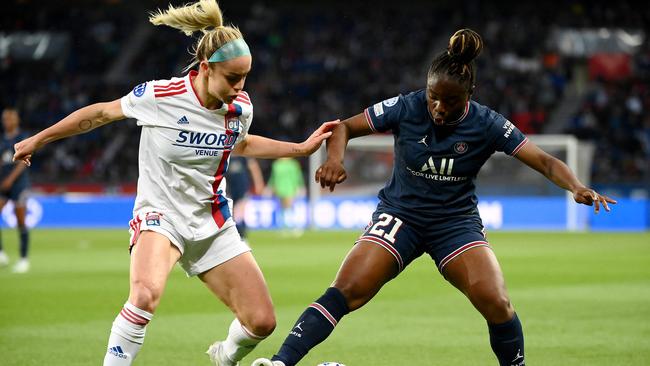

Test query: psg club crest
[454,141,468,154]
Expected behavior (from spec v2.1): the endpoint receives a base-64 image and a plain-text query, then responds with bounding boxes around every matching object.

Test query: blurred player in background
[226,156,264,242]
[253,29,616,366]
[12,1,337,365]
[267,157,305,235]
[0,107,31,274]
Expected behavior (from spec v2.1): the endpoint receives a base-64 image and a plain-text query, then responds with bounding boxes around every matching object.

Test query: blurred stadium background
[0,0,648,365]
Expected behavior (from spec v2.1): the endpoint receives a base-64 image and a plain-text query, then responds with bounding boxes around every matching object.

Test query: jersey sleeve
[235,101,252,145]
[120,82,158,126]
[486,112,529,156]
[363,95,405,133]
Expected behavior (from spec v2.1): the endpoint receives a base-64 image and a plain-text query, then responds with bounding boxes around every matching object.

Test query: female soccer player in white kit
[12,1,338,365]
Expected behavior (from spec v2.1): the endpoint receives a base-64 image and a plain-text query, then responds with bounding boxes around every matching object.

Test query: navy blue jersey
[226,156,251,202]
[364,90,528,226]
[0,131,29,188]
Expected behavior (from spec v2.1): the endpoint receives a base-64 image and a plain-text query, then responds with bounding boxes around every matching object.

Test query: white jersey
[121,70,252,240]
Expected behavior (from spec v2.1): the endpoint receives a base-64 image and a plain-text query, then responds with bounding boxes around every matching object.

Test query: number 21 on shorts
[369,213,403,244]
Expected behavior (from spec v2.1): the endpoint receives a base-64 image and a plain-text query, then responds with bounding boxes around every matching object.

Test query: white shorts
[128,212,251,276]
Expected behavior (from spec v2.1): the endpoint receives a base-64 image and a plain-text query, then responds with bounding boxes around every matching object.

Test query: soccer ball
[317,363,346,366]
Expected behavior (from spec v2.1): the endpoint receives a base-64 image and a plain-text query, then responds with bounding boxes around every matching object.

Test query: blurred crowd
[567,49,650,183]
[1,0,648,188]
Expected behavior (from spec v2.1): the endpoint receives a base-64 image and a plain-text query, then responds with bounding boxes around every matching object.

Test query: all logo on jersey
[133,83,147,97]
[421,157,454,175]
[177,115,189,125]
[454,141,468,154]
[408,157,467,182]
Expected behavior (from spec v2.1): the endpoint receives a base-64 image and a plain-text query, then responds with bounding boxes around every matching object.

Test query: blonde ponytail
[149,0,245,71]
[149,0,223,36]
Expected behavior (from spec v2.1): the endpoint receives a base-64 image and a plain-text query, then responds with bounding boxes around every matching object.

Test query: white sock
[103,302,153,365]
[222,318,267,362]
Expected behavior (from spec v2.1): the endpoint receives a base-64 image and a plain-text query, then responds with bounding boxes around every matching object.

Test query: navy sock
[19,227,29,258]
[273,287,350,366]
[488,313,525,366]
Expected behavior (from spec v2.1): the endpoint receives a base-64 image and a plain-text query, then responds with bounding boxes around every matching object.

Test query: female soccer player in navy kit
[0,107,31,273]
[13,1,337,365]
[253,29,616,366]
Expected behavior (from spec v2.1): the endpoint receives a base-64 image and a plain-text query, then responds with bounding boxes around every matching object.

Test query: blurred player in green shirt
[267,158,305,234]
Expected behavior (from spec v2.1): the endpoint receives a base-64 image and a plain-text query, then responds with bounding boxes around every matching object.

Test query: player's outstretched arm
[13,99,125,166]
[514,141,617,213]
[316,112,374,192]
[233,120,339,159]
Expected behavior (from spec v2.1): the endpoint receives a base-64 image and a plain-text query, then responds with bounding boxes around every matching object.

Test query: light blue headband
[208,39,251,63]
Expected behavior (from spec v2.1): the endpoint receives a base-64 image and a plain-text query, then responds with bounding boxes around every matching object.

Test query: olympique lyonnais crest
[145,212,161,226]
[227,118,241,132]
[454,141,468,154]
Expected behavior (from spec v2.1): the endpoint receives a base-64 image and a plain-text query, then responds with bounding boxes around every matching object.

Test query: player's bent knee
[335,284,372,312]
[472,291,514,323]
[243,312,276,337]
[129,281,164,312]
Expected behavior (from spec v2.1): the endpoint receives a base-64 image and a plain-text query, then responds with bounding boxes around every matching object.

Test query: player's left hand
[573,187,617,213]
[13,136,40,167]
[297,120,340,155]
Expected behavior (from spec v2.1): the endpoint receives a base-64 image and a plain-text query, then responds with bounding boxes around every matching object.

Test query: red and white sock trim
[309,302,338,327]
[438,241,490,271]
[120,302,152,326]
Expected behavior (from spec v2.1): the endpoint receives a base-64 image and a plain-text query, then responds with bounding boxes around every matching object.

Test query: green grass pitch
[0,229,649,365]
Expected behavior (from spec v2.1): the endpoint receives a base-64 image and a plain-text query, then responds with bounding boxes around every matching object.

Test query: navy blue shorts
[355,209,489,272]
[0,183,29,206]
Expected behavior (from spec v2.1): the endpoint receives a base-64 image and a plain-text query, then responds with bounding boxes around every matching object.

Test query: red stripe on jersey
[236,92,250,102]
[188,70,205,107]
[155,89,187,98]
[154,80,185,90]
[210,151,231,228]
[211,106,237,227]
[154,84,185,93]
[235,97,251,105]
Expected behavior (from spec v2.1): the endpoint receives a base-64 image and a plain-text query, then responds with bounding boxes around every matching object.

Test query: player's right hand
[13,136,38,167]
[316,159,347,192]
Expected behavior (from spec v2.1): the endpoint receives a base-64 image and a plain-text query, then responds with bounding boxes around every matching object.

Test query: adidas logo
[108,346,127,359]
[177,115,189,125]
